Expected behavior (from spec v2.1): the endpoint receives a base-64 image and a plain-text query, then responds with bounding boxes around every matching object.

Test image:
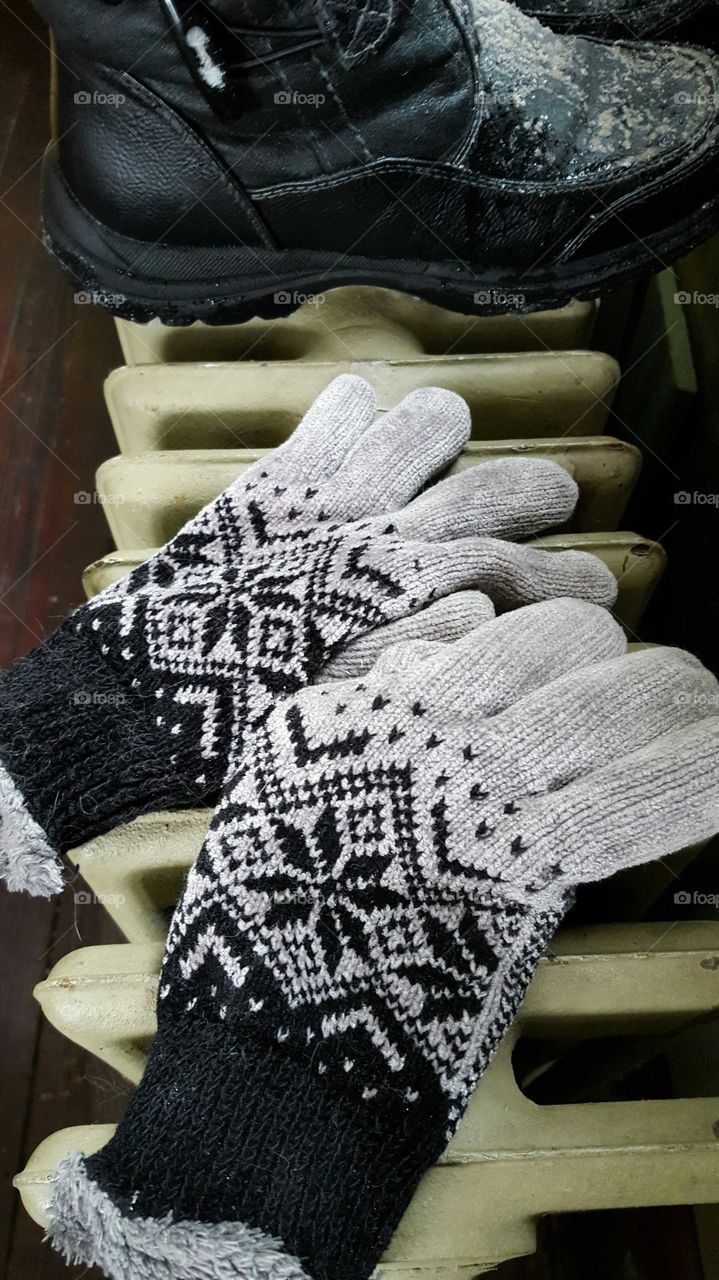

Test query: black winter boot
[35,0,719,322]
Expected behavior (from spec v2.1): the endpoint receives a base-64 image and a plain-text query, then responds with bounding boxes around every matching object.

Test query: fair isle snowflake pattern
[71,377,477,796]
[161,672,568,1132]
[78,493,408,784]
[71,375,613,807]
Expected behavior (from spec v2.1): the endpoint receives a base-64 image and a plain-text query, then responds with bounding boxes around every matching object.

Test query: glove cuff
[50,1151,311,1280]
[49,1016,447,1280]
[0,761,64,895]
[0,620,206,894]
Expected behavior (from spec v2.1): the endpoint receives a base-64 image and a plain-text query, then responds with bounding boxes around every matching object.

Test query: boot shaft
[36,0,480,231]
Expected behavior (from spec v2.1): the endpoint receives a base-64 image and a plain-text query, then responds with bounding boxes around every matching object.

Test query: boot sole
[43,152,719,325]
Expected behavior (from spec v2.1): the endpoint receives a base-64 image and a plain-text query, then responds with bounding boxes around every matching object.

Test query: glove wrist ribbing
[0,620,210,895]
[56,1015,445,1280]
[53,883,564,1280]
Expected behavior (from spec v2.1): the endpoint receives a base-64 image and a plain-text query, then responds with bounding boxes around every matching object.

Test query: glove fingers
[392,457,579,543]
[505,715,719,889]
[368,535,618,616]
[259,375,377,482]
[486,646,719,800]
[436,538,618,610]
[327,387,470,517]
[318,592,495,681]
[413,598,627,718]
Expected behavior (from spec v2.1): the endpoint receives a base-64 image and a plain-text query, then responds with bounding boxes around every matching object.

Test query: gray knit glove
[0,375,615,897]
[50,599,719,1280]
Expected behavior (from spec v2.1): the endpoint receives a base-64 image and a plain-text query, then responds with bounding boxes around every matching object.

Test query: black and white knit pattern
[1,374,619,893]
[162,597,719,1128]
[49,599,719,1280]
[75,374,614,797]
[161,701,567,1131]
[79,510,413,791]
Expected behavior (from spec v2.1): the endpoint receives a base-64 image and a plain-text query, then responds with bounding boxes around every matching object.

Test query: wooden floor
[0,2,711,1278]
[0,4,126,1277]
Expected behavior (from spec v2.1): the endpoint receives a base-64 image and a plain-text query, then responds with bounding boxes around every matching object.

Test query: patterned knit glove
[0,376,614,897]
[49,599,719,1280]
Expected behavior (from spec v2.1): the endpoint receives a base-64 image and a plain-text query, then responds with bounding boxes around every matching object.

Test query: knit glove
[0,375,614,897]
[49,599,719,1280]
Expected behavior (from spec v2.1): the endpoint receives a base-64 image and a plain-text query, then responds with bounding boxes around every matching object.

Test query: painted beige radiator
[17,924,719,1278]
[114,289,598,366]
[106,288,615,454]
[105,351,619,453]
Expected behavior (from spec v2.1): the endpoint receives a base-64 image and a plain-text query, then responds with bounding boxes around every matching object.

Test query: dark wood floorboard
[0,4,124,1277]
